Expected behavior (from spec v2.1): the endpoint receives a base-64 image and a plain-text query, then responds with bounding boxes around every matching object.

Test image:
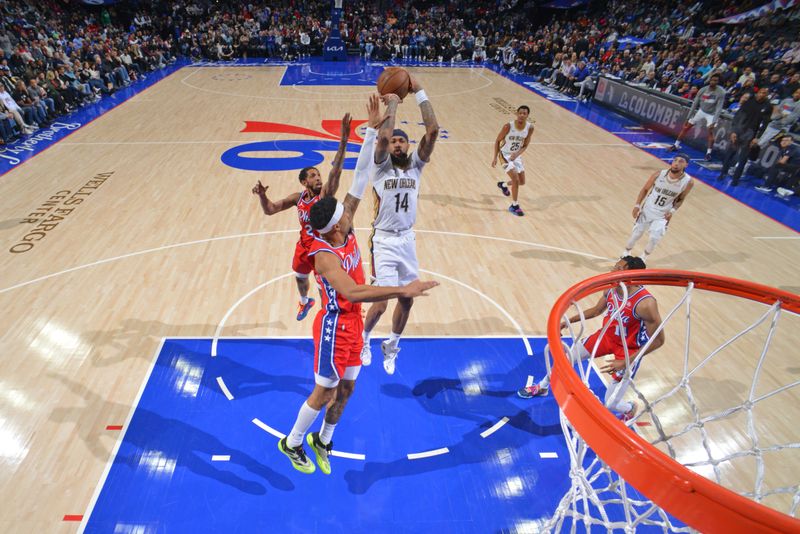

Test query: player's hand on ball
[402,279,440,298]
[409,74,422,93]
[252,181,267,196]
[599,359,627,375]
[381,93,402,106]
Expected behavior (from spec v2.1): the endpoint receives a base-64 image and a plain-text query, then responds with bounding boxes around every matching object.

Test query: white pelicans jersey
[371,151,425,231]
[500,120,532,157]
[642,169,692,219]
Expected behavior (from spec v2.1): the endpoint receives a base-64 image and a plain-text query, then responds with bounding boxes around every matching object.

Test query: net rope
[543,281,800,532]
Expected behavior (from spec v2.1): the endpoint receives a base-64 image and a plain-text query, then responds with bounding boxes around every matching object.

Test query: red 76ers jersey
[307,232,365,314]
[602,287,654,348]
[297,191,320,248]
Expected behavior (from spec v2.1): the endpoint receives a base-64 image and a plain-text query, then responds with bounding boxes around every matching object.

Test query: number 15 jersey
[641,169,692,220]
[371,151,426,232]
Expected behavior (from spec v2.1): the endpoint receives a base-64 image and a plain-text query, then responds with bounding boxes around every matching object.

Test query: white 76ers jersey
[501,120,532,156]
[371,151,425,231]
[642,170,692,219]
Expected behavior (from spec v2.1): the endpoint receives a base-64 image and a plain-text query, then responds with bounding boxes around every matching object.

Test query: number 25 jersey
[370,151,425,232]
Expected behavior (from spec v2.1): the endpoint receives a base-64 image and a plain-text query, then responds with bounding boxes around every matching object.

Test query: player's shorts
[292,240,314,277]
[313,310,363,388]
[633,213,668,240]
[688,109,717,127]
[369,229,418,286]
[576,331,640,382]
[500,152,525,174]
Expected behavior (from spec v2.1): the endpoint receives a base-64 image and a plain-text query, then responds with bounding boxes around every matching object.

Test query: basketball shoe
[296,297,315,321]
[382,340,400,375]
[497,181,510,196]
[306,432,333,475]
[278,437,315,474]
[517,384,548,398]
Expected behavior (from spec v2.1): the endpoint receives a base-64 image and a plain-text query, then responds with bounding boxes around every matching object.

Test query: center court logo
[221,119,368,172]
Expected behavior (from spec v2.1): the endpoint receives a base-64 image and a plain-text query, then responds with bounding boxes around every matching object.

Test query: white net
[543,275,800,533]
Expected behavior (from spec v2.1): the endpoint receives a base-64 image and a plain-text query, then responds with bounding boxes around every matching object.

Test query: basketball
[377,67,411,100]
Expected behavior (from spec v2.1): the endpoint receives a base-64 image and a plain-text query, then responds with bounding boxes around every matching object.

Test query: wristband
[634,204,641,209]
[415,89,429,105]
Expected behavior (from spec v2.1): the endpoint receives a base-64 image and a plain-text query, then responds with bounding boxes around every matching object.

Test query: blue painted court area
[281,60,385,86]
[83,336,605,533]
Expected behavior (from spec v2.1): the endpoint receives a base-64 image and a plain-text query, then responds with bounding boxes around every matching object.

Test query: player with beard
[361,75,439,375]
[252,114,351,321]
[622,154,694,261]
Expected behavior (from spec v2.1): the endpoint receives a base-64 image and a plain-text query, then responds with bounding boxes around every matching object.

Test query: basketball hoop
[545,269,800,533]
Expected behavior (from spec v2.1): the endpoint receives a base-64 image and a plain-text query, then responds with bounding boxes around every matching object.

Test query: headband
[319,202,344,234]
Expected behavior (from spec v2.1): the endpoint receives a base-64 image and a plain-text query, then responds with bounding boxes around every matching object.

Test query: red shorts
[292,240,314,275]
[583,330,637,361]
[313,310,363,383]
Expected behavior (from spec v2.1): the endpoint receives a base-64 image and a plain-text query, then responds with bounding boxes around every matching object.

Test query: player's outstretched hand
[340,112,352,141]
[367,94,391,129]
[252,180,267,196]
[401,279,440,298]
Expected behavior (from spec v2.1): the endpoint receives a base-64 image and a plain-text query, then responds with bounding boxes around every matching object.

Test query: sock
[641,251,649,261]
[319,420,337,445]
[363,328,372,343]
[300,296,309,305]
[511,202,519,208]
[621,249,632,258]
[674,140,681,148]
[538,375,551,389]
[615,400,633,414]
[387,331,401,349]
[706,148,712,154]
[287,401,320,448]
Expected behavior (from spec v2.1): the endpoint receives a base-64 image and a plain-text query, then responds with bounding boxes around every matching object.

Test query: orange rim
[548,269,800,534]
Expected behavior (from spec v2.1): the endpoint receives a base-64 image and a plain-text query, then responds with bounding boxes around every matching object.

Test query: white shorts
[688,109,716,127]
[369,229,418,286]
[501,153,524,174]
[633,214,668,239]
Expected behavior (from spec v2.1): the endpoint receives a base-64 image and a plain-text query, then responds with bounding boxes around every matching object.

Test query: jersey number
[394,192,409,213]
[655,195,668,207]
[304,224,314,237]
[510,142,521,151]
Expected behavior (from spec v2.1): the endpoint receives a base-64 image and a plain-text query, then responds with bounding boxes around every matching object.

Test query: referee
[716,87,773,186]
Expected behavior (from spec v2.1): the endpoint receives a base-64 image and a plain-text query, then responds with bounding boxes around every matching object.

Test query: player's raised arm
[409,75,439,162]
[374,93,400,165]
[560,290,609,329]
[492,123,510,167]
[252,181,301,215]
[314,251,438,303]
[342,94,389,221]
[320,113,352,199]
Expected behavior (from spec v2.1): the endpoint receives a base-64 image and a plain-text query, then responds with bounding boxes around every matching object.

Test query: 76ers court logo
[221,119,368,172]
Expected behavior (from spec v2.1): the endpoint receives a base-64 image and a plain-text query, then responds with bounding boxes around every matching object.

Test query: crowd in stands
[1,0,799,195]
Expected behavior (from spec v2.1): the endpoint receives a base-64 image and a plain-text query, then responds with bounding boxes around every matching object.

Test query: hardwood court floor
[0,64,798,531]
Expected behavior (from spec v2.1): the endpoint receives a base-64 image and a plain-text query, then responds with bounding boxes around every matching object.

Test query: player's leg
[281,313,340,474]
[642,218,667,260]
[512,164,526,215]
[496,153,511,196]
[363,234,396,366]
[671,121,693,150]
[307,321,362,474]
[623,217,649,257]
[505,164,524,216]
[603,373,636,420]
[292,242,315,320]
[705,123,716,160]
[383,233,418,375]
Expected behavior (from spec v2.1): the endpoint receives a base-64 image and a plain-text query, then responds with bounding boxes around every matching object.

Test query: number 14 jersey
[371,151,425,232]
[642,169,692,220]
